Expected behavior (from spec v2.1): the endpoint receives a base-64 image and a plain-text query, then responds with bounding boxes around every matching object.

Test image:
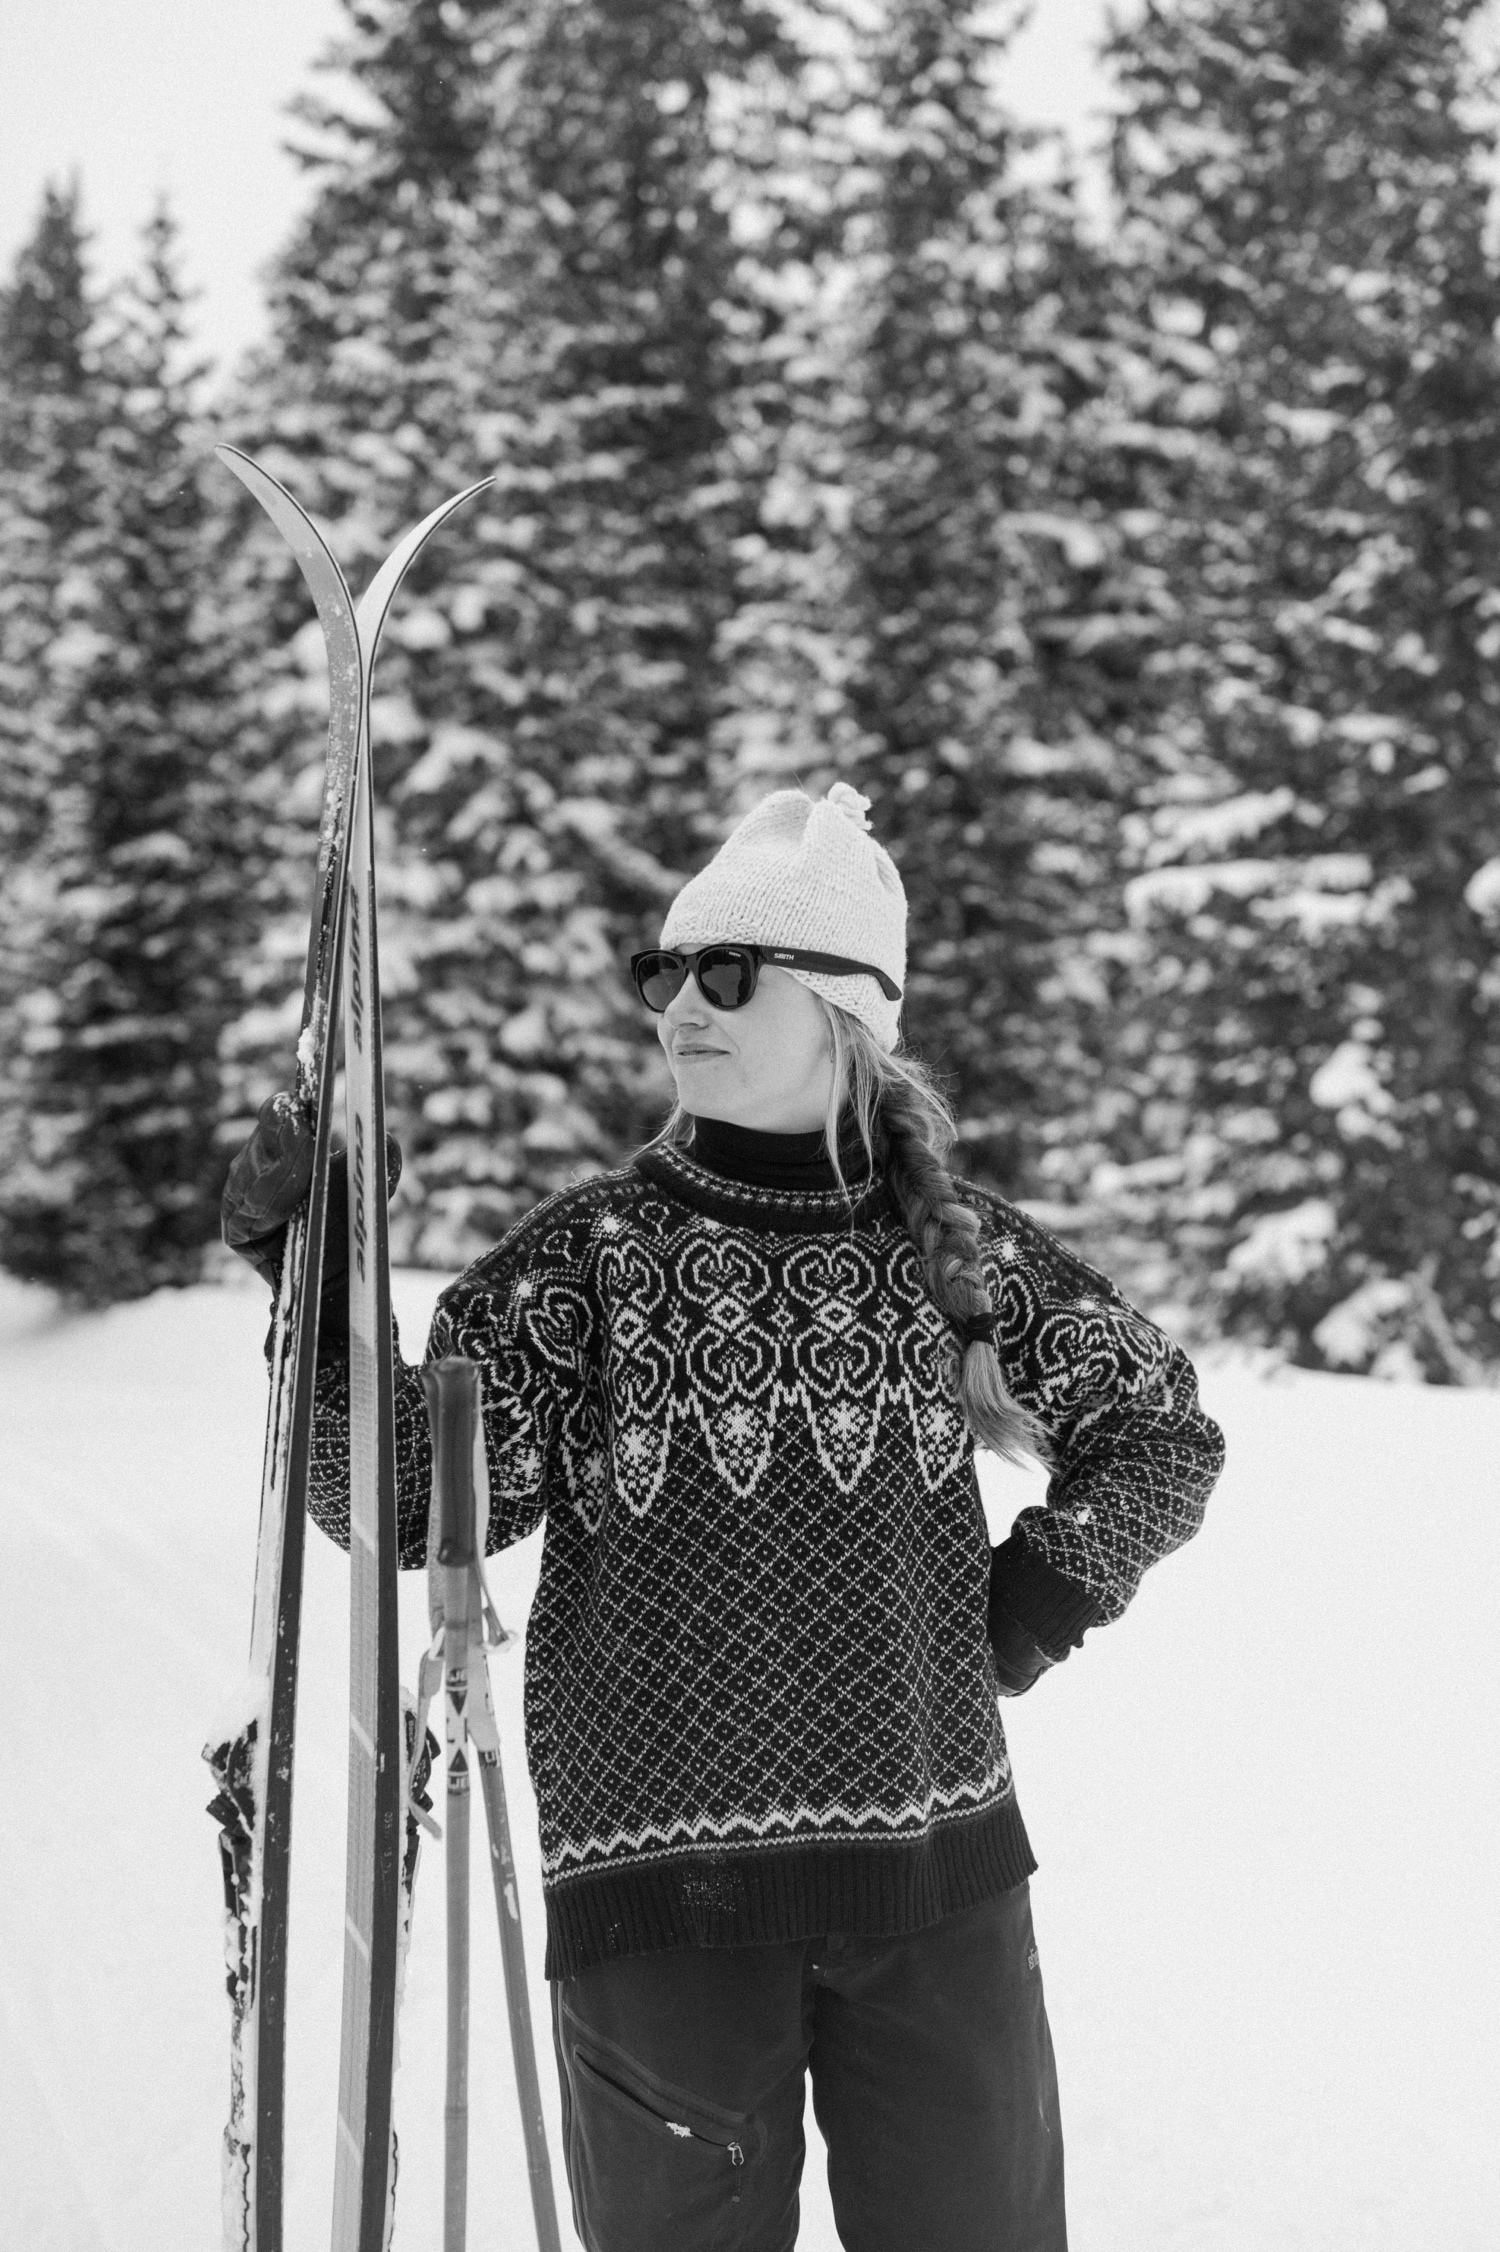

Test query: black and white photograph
[1,3,1495,2248]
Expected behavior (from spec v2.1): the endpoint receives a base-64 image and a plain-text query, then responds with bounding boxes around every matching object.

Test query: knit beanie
[660,782,907,1050]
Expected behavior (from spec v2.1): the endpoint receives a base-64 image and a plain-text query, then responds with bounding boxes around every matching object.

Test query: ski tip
[214,444,279,500]
[214,443,268,488]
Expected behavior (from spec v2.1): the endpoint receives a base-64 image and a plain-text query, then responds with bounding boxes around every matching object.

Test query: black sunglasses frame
[630,943,902,1013]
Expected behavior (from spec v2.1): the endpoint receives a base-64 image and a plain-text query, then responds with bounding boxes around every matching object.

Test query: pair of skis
[204,449,488,2252]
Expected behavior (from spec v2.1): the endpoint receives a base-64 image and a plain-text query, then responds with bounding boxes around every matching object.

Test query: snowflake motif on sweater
[308,1144,1224,1976]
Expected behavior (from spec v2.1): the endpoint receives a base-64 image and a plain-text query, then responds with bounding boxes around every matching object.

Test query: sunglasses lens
[696,948,756,1009]
[634,952,685,1012]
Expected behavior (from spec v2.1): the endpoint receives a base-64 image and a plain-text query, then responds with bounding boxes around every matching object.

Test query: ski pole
[421,1357,561,2252]
[472,1664,562,2252]
[472,1711,560,2242]
[423,1361,477,2250]
[444,1747,470,2252]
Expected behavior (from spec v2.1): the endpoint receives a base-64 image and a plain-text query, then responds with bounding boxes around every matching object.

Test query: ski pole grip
[421,1355,482,1568]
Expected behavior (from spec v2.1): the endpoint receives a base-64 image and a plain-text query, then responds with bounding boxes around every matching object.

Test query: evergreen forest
[2,0,1498,1383]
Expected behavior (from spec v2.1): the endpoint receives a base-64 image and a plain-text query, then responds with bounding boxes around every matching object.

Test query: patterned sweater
[307,1135,1224,1979]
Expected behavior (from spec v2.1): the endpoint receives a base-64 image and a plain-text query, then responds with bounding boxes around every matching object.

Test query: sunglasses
[630,944,902,1014]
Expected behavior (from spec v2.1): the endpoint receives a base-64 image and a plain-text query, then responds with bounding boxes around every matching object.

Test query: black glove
[222,1095,316,1286]
[989,1610,1055,1698]
[222,1093,402,1294]
[986,1532,1102,1697]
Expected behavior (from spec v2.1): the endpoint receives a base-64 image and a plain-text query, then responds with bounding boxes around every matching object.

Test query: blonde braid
[788,996,1049,1467]
[871,1063,1051,1470]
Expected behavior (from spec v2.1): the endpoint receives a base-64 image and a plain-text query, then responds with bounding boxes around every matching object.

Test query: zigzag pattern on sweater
[544,1753,1016,1881]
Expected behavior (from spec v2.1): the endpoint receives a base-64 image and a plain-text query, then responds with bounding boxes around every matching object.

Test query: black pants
[550,1881,1066,2252]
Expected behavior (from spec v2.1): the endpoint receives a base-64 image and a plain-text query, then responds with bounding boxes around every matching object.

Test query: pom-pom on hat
[660,782,907,1050]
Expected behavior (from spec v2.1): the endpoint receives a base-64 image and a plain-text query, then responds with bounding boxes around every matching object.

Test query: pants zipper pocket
[573,2050,747,2166]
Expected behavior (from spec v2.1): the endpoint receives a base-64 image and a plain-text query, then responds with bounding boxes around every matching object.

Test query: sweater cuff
[988,1531,1103,1660]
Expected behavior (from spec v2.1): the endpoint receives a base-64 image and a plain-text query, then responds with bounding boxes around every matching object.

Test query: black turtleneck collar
[690,1114,871,1193]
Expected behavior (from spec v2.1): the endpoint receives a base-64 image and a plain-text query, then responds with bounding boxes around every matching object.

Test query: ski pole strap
[477,1562,514,1653]
[407,1628,446,1838]
[422,1356,483,1568]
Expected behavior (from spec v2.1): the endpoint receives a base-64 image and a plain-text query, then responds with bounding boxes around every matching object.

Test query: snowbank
[0,1272,1494,2250]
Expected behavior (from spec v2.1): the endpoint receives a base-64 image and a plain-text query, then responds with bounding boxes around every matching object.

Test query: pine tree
[1096,0,1500,1374]
[0,184,100,1179]
[230,0,825,1265]
[0,180,96,831]
[426,0,814,1184]
[212,0,512,1169]
[0,207,250,1302]
[798,2,1143,1196]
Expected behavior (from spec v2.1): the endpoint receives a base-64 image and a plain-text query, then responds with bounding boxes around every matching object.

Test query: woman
[225,781,1224,2251]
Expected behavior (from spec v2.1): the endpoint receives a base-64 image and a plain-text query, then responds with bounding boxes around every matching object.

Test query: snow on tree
[210,0,514,1180]
[0,181,97,849]
[219,0,1186,1255]
[0,207,251,1302]
[0,185,102,1201]
[227,0,836,1264]
[771,2,1149,1198]
[1092,0,1500,1375]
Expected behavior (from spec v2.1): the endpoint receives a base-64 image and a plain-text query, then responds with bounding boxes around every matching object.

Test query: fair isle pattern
[558,1194,977,1526]
[537,1766,1014,1875]
[308,1148,1223,1950]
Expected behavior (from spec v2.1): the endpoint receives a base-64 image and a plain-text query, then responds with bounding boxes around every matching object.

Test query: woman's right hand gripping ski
[221,1093,403,1294]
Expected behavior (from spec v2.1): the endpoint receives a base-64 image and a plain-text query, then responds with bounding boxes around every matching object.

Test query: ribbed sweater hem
[541,1792,1038,1980]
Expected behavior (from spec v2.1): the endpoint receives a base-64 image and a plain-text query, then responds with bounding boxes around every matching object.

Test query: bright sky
[0,0,1115,377]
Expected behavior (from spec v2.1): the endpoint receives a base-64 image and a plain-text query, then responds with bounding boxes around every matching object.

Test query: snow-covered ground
[1,1266,1496,2251]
